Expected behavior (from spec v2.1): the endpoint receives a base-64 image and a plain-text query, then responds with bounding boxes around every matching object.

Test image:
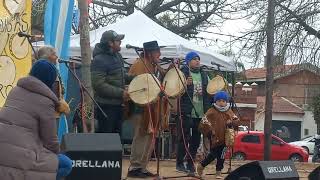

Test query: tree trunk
[79,0,94,132]
[264,0,275,161]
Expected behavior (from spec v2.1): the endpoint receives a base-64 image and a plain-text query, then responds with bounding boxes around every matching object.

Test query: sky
[192,19,259,70]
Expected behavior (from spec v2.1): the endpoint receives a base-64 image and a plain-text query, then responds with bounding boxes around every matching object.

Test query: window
[241,135,260,144]
[272,137,282,145]
[304,129,309,136]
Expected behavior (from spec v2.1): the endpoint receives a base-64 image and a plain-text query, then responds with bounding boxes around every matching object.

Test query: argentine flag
[44,0,75,141]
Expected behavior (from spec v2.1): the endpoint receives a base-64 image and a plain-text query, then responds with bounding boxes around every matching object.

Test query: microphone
[162,57,175,61]
[126,44,142,50]
[211,61,224,67]
[162,57,175,62]
[17,32,34,38]
[58,58,82,65]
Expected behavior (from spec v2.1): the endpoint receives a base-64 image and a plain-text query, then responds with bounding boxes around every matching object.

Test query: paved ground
[121,158,320,180]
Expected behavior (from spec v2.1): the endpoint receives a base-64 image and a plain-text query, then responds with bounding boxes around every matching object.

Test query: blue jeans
[56,154,72,179]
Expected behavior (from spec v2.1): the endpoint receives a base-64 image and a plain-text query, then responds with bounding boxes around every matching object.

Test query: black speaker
[225,160,299,180]
[61,133,122,180]
[309,166,320,180]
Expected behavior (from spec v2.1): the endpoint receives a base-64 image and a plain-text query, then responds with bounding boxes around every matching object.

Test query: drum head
[207,75,226,95]
[128,73,160,105]
[163,68,186,97]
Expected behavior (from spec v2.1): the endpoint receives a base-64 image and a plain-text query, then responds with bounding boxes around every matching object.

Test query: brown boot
[196,164,204,177]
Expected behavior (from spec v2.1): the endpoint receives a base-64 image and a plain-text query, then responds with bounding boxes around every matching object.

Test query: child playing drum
[197,91,239,179]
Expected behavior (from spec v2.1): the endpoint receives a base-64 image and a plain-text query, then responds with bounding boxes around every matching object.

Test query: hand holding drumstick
[186,76,193,85]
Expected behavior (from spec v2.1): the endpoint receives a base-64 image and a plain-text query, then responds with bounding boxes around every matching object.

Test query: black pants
[201,145,227,171]
[95,103,123,135]
[176,114,201,167]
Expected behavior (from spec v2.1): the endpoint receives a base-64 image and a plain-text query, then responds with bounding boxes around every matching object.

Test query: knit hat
[30,60,57,88]
[213,91,229,102]
[185,51,200,65]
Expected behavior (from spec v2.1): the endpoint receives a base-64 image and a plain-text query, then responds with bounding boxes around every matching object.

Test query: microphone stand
[60,61,109,131]
[23,34,38,60]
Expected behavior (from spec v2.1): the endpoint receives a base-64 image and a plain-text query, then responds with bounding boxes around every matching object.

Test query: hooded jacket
[0,76,60,180]
[91,43,133,105]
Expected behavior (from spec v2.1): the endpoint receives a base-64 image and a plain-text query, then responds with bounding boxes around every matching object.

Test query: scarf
[213,103,230,112]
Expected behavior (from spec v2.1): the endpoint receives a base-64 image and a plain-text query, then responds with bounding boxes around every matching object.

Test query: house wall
[255,113,303,130]
[232,83,257,130]
[254,112,316,141]
[302,111,317,138]
[250,70,320,106]
[236,107,256,130]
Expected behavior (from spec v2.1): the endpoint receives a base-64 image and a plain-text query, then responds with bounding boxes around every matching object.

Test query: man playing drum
[127,41,165,178]
[91,30,133,134]
[176,51,211,175]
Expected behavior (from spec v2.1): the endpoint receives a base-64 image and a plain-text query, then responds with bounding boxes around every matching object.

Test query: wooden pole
[264,0,275,160]
[78,0,94,132]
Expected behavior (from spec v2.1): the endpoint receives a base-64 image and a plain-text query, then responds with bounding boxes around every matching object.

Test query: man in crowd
[127,41,166,178]
[91,30,133,135]
[37,46,70,117]
[176,51,211,175]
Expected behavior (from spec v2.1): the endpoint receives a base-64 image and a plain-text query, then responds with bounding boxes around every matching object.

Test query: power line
[196,32,320,50]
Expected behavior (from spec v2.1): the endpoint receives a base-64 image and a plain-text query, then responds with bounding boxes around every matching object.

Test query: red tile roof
[244,65,300,80]
[257,96,304,114]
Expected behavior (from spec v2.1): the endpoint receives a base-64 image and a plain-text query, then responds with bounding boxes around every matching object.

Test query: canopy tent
[35,10,236,71]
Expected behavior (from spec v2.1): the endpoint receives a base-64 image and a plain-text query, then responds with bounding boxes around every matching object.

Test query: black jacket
[91,43,132,105]
[180,66,211,116]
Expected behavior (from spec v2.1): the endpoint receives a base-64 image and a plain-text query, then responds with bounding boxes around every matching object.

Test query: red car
[226,131,308,162]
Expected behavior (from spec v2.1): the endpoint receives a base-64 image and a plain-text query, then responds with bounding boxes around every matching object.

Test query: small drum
[206,75,227,95]
[128,73,161,105]
[225,128,236,147]
[198,115,212,137]
[163,68,186,97]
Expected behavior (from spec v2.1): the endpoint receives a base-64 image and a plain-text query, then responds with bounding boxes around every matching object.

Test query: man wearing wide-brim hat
[127,40,167,178]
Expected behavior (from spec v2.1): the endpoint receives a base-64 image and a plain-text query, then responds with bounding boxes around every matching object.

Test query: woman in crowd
[0,60,72,180]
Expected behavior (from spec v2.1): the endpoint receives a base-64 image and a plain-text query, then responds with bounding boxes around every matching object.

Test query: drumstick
[128,88,147,94]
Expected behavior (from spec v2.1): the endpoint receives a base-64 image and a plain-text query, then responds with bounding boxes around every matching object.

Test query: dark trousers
[201,145,227,171]
[176,114,201,167]
[95,103,123,135]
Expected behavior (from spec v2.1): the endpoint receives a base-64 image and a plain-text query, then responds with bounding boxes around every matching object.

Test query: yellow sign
[0,0,31,107]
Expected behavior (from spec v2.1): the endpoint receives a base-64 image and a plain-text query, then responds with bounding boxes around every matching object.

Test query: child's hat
[213,91,229,102]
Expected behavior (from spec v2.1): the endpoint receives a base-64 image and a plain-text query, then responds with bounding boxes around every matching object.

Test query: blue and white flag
[44,0,75,141]
[73,0,80,31]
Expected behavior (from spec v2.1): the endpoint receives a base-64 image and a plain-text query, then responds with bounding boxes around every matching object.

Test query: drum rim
[162,68,186,97]
[128,73,161,105]
[206,75,227,95]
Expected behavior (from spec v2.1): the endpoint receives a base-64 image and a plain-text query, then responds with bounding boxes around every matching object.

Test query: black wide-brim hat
[143,41,161,52]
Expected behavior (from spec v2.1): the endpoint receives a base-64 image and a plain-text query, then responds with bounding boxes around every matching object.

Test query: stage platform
[121,158,320,180]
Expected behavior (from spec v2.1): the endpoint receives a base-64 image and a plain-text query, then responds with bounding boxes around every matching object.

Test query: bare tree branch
[276,2,320,39]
